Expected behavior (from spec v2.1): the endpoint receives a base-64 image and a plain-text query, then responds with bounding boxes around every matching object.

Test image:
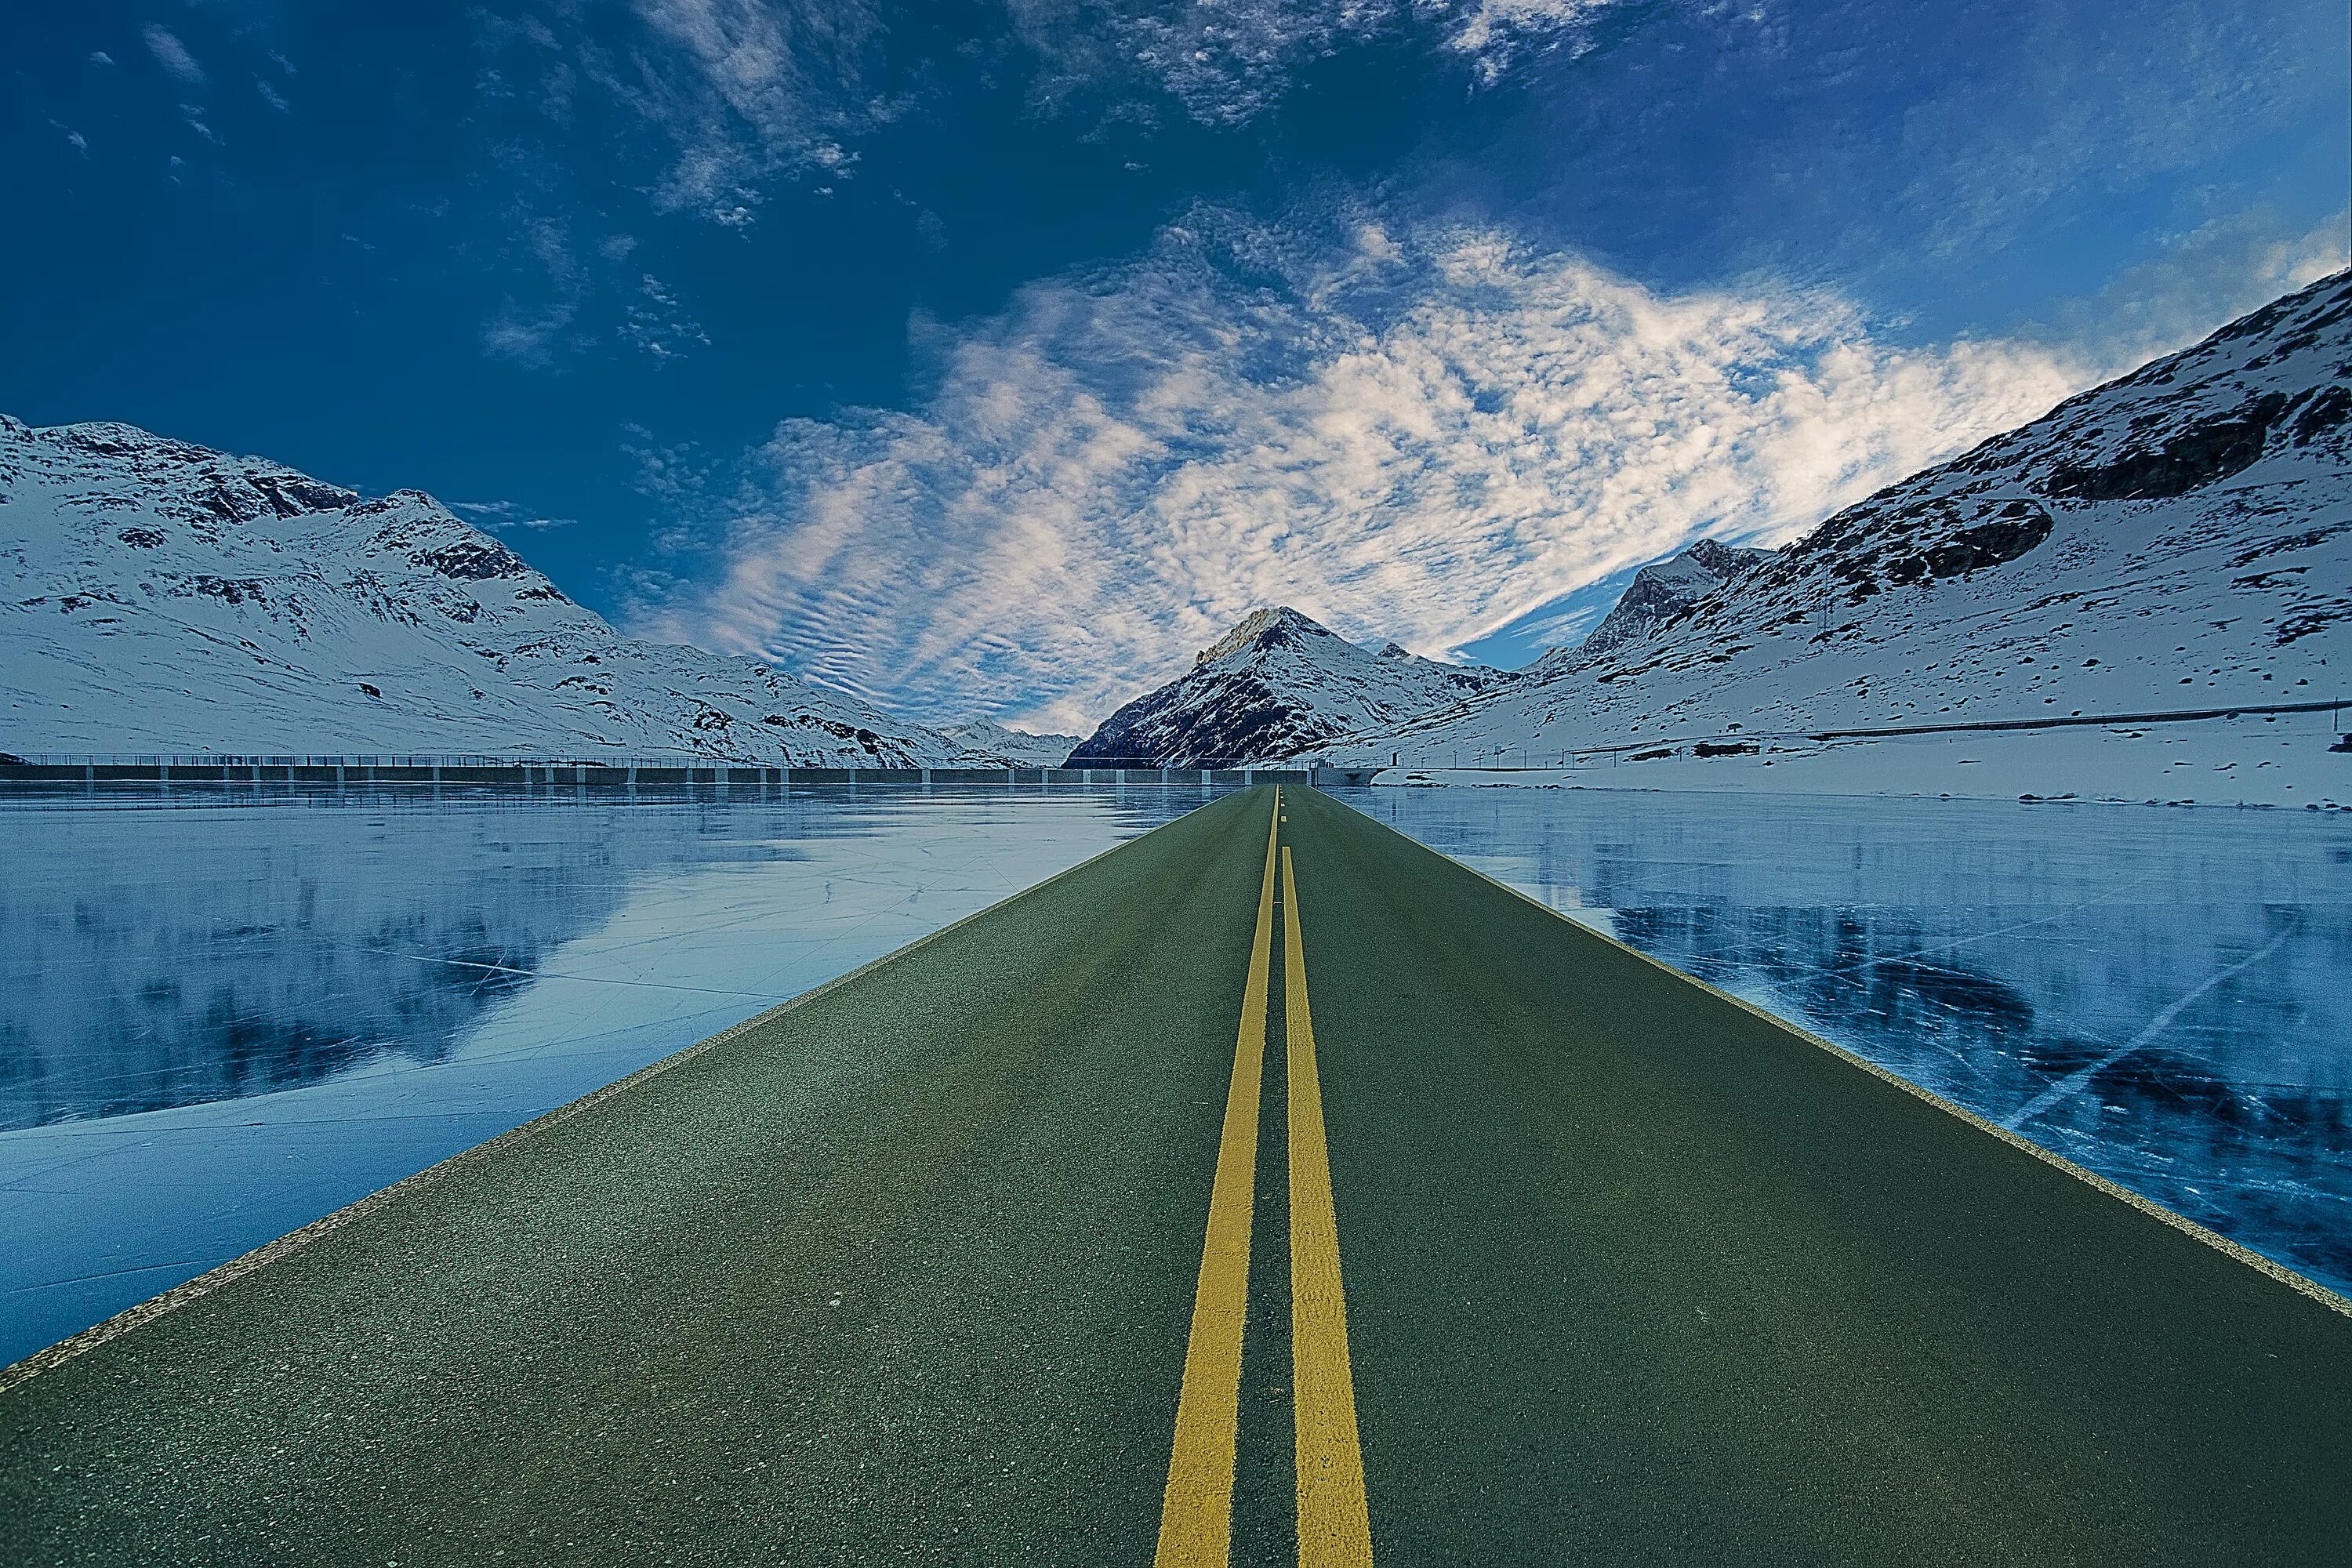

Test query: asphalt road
[4,786,2348,1565]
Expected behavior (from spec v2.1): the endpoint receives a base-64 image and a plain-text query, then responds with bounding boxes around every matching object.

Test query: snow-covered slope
[1067,607,1501,767]
[1327,270,2352,805]
[938,718,1083,768]
[0,417,965,764]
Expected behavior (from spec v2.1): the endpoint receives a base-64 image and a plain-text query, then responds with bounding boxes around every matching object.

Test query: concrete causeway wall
[0,758,1320,790]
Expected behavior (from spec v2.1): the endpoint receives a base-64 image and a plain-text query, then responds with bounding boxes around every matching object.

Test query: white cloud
[143,25,206,85]
[89,50,115,67]
[638,216,2103,731]
[51,121,89,154]
[256,78,290,113]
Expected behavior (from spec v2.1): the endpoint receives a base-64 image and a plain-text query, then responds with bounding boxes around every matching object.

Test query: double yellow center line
[1156,789,1373,1566]
[1153,789,1279,1561]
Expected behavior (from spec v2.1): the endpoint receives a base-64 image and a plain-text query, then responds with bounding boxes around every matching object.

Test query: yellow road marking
[1282,844,1374,1567]
[1154,789,1283,1566]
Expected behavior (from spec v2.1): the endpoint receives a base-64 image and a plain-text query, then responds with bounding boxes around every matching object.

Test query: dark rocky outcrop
[2044,393,2290,501]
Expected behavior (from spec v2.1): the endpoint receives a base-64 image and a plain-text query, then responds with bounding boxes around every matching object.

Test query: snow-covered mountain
[1323,270,2352,805]
[0,417,971,765]
[1537,539,1774,673]
[1066,607,1502,767]
[938,718,1083,768]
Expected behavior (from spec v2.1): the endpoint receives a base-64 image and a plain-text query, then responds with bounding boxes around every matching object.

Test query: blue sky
[5,2,2345,728]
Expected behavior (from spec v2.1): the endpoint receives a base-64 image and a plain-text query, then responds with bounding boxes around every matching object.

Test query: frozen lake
[4,784,2347,1365]
[1340,786,2352,1305]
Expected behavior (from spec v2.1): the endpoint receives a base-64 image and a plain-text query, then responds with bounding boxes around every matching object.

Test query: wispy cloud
[2031,205,2352,364]
[1010,0,1389,126]
[1892,0,2336,267]
[448,500,579,532]
[256,78,291,113]
[1426,0,1621,82]
[621,274,712,360]
[143,24,206,85]
[89,50,115,67]
[479,216,592,364]
[50,121,89,155]
[574,0,899,222]
[636,214,2101,731]
[1011,0,1630,125]
[483,0,1618,238]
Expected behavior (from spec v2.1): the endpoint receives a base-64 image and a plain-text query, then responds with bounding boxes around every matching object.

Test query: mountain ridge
[0,417,986,765]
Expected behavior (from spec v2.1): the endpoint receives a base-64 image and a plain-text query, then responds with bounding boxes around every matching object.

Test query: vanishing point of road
[4,786,2348,1564]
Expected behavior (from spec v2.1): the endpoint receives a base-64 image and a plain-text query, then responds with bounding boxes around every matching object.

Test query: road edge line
[1308,790,2352,1322]
[0,791,1258,1396]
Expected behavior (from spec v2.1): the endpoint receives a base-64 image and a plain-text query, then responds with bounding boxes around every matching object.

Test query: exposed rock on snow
[1067,606,1501,768]
[1325,270,2352,806]
[0,417,961,764]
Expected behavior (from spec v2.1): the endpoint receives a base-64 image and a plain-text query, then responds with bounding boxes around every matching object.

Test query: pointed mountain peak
[1570,537,1775,663]
[1193,605,1336,666]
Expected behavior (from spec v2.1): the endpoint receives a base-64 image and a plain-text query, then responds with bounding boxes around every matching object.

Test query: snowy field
[1369,710,2351,809]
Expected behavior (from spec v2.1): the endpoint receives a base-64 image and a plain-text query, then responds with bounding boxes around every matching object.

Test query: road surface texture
[4,786,2347,1565]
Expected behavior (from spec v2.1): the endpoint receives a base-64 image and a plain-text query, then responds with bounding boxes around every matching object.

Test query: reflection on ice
[0,784,1224,1365]
[1341,788,2352,1300]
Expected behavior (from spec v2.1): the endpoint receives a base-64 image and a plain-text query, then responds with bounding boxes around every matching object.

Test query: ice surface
[0,782,1229,1365]
[1341,787,2352,1299]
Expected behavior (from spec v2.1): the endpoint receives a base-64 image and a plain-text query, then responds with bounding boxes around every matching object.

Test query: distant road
[5,788,2347,1564]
